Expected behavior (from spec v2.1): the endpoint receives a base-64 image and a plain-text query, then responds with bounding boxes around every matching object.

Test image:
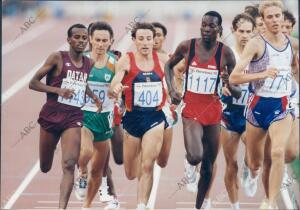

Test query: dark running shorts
[38,103,83,134]
[122,109,168,138]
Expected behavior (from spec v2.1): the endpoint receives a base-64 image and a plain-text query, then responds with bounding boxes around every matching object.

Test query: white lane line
[3,20,55,55]
[2,31,133,210]
[2,43,68,104]
[3,160,40,209]
[281,188,294,209]
[147,163,162,210]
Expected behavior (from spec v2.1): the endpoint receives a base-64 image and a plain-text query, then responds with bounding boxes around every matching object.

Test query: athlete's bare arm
[29,52,74,99]
[109,54,129,98]
[229,37,278,85]
[290,37,299,83]
[221,45,241,99]
[165,40,189,105]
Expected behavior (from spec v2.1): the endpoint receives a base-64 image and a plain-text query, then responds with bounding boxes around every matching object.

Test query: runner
[29,23,101,209]
[109,22,169,210]
[260,10,299,209]
[220,13,255,209]
[244,4,266,35]
[164,11,241,209]
[73,21,120,210]
[229,1,299,208]
[152,22,178,168]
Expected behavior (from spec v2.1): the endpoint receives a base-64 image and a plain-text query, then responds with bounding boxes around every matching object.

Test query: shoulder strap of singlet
[152,51,164,78]
[214,42,224,93]
[184,38,196,93]
[127,52,139,74]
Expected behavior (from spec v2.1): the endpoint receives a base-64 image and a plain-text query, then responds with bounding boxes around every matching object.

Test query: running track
[2,15,273,210]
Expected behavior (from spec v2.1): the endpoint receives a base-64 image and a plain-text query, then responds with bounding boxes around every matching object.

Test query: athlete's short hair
[152,22,167,36]
[244,4,260,19]
[259,0,284,18]
[283,10,296,27]
[90,21,114,38]
[87,22,94,35]
[203,11,222,26]
[67,23,86,38]
[131,22,156,39]
[232,13,256,31]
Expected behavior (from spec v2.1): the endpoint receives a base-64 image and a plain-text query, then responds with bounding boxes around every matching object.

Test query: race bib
[232,83,250,106]
[187,66,218,94]
[258,66,292,97]
[57,78,86,107]
[134,82,163,107]
[82,81,114,112]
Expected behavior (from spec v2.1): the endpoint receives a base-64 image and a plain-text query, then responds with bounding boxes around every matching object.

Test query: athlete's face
[200,16,220,43]
[281,19,293,36]
[262,6,283,34]
[255,17,266,34]
[134,29,154,56]
[153,27,165,51]
[90,30,112,55]
[67,27,88,53]
[234,19,254,48]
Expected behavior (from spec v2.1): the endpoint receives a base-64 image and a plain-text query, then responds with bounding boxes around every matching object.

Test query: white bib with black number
[57,78,86,107]
[187,66,218,94]
[134,82,163,107]
[81,81,114,113]
[232,83,250,106]
[257,66,292,98]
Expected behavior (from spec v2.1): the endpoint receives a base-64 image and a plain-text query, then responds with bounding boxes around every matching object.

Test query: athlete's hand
[169,89,182,105]
[263,68,278,80]
[57,88,75,99]
[222,86,231,96]
[221,71,229,85]
[110,83,129,99]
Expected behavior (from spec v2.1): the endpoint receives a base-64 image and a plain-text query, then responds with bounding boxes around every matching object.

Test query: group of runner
[29,0,299,209]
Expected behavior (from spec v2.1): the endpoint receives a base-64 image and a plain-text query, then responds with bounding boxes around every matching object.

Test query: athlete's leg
[111,124,124,165]
[285,119,299,163]
[83,140,110,208]
[268,114,293,207]
[195,124,220,209]
[123,132,142,180]
[246,122,267,177]
[221,127,241,204]
[202,162,217,209]
[59,127,81,209]
[138,122,164,205]
[262,135,271,199]
[39,127,60,173]
[182,117,204,165]
[157,127,173,168]
[78,126,94,176]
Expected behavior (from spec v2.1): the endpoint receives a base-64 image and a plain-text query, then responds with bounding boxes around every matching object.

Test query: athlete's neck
[200,39,217,50]
[68,49,83,68]
[234,43,244,55]
[264,30,285,45]
[91,50,107,63]
[93,52,108,68]
[155,48,167,54]
[68,48,82,62]
[136,51,153,61]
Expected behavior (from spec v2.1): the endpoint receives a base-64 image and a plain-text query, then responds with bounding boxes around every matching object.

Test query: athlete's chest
[134,71,161,83]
